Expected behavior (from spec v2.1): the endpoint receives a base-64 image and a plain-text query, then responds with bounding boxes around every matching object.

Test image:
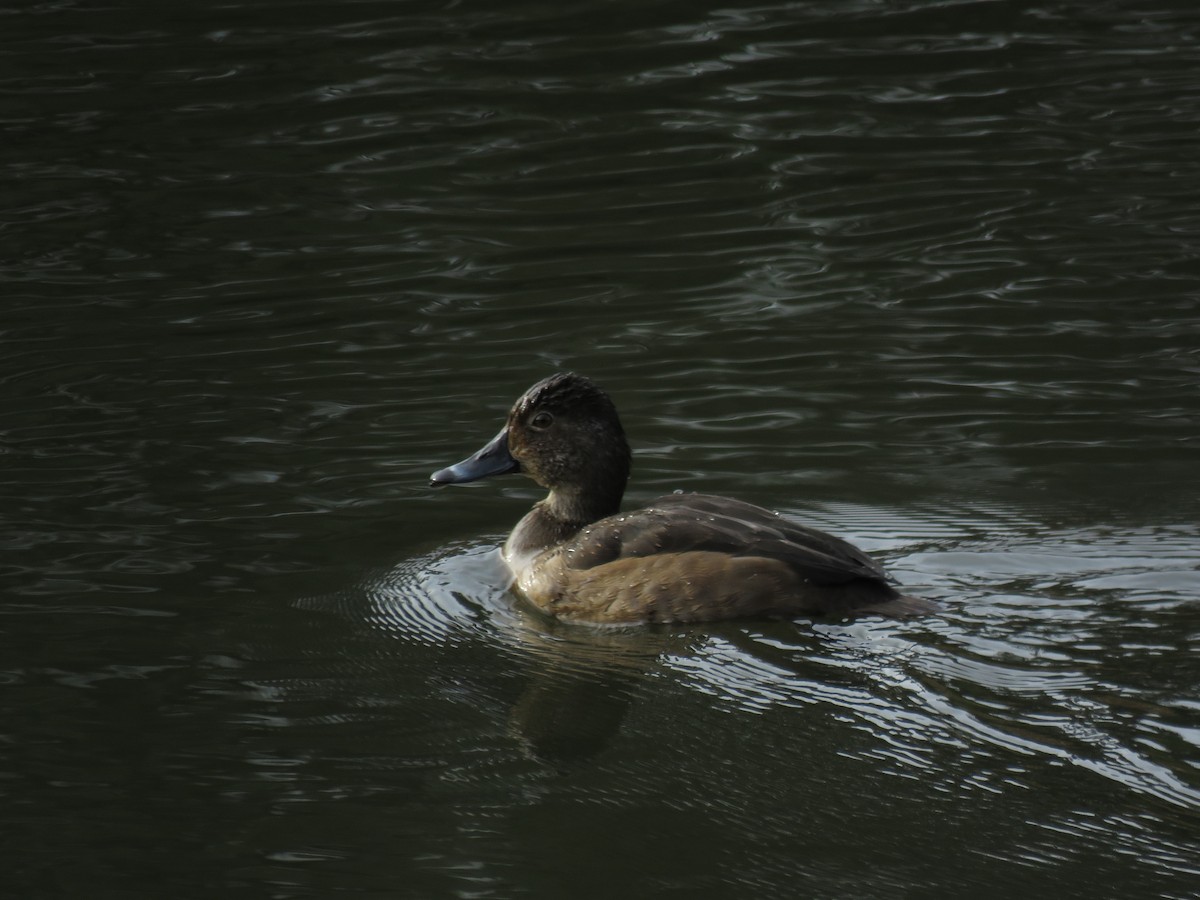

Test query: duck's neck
[504,487,621,565]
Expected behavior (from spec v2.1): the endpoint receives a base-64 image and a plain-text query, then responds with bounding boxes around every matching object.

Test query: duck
[430,372,935,624]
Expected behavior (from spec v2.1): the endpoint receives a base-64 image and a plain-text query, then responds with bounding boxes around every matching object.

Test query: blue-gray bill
[430,427,519,487]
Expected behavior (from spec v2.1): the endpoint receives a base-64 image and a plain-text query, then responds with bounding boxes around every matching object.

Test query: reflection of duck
[502,614,690,762]
[431,373,936,624]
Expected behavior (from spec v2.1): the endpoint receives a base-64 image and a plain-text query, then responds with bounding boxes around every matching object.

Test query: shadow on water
[303,518,1200,826]
[299,542,698,763]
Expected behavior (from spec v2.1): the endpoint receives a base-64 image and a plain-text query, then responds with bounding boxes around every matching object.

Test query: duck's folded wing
[562,493,891,586]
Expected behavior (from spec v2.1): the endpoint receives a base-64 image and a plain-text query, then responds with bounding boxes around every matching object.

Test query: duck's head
[430,373,631,517]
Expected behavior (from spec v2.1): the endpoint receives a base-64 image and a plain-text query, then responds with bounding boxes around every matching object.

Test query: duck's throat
[502,490,615,566]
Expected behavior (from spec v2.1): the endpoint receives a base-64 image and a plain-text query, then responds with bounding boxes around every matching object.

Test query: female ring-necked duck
[431,372,935,624]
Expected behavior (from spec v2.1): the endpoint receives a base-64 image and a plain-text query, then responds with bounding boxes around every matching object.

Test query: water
[3,0,1199,897]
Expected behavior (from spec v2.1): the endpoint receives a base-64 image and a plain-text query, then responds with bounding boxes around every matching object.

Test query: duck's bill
[430,427,520,486]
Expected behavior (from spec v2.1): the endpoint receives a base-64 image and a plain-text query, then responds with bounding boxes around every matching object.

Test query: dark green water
[3,1,1198,897]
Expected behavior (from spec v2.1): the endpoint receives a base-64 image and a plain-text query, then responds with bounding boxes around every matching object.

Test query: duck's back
[511,493,933,623]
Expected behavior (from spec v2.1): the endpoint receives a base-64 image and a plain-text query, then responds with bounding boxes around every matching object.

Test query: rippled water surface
[3,0,1199,897]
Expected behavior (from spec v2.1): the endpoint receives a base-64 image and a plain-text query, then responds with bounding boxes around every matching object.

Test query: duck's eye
[530,411,554,429]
